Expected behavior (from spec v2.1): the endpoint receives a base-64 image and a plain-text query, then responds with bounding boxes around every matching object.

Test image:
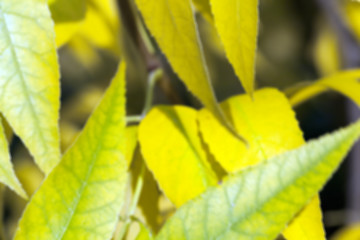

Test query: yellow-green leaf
[288,70,360,107]
[210,0,258,94]
[0,120,26,199]
[0,0,61,174]
[157,120,360,239]
[14,62,128,240]
[134,0,231,135]
[199,88,325,239]
[139,106,218,207]
[199,88,304,172]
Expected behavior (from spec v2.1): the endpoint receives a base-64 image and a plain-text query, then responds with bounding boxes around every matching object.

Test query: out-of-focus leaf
[199,88,304,172]
[283,196,325,240]
[210,0,258,95]
[0,0,61,174]
[192,0,212,22]
[157,120,360,240]
[136,221,153,240]
[199,88,325,239]
[287,70,360,107]
[313,26,340,76]
[49,0,86,47]
[125,126,138,166]
[331,223,360,240]
[14,62,128,240]
[134,0,235,138]
[0,121,26,199]
[139,106,218,207]
[345,1,360,41]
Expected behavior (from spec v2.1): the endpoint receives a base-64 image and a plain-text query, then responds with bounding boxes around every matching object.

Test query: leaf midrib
[0,6,49,165]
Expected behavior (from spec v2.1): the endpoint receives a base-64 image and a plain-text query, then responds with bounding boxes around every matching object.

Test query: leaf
[0,120,26,199]
[283,196,325,240]
[210,0,259,95]
[139,106,218,207]
[136,221,154,240]
[125,126,138,166]
[198,88,325,238]
[0,0,61,174]
[49,0,86,47]
[134,0,233,137]
[192,0,213,22]
[331,223,360,240]
[14,62,128,240]
[157,120,360,240]
[288,70,360,107]
[198,88,304,172]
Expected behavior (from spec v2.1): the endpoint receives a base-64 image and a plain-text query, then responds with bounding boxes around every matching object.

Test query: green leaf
[14,62,128,240]
[139,106,218,207]
[125,126,139,166]
[0,120,26,199]
[198,88,325,239]
[287,70,360,107]
[210,0,258,95]
[156,120,360,239]
[134,0,236,138]
[0,0,61,174]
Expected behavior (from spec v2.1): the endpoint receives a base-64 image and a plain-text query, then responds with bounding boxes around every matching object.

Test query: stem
[142,69,163,116]
[126,115,142,124]
[116,163,146,240]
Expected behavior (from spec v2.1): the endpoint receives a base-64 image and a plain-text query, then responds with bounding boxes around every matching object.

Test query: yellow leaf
[210,0,258,94]
[14,62,128,240]
[283,196,325,240]
[199,88,325,240]
[192,0,213,22]
[49,0,86,47]
[313,26,340,76]
[125,126,139,166]
[139,106,218,207]
[199,88,304,172]
[0,121,27,199]
[345,1,360,41]
[0,0,61,174]
[134,0,234,137]
[331,223,360,240]
[288,70,360,107]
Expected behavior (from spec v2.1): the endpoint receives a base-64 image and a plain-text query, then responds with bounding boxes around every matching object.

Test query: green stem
[126,115,142,124]
[142,69,163,116]
[116,163,146,240]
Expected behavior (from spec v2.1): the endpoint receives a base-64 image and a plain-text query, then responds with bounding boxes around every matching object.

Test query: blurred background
[3,0,360,239]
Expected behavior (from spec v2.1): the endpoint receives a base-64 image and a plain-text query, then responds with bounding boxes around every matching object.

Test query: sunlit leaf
[0,121,26,199]
[136,221,153,240]
[199,88,325,238]
[287,70,360,107]
[134,0,233,136]
[0,0,61,174]
[283,196,325,240]
[157,120,360,239]
[345,1,360,41]
[14,62,128,240]
[139,106,218,207]
[199,88,304,172]
[210,0,258,94]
